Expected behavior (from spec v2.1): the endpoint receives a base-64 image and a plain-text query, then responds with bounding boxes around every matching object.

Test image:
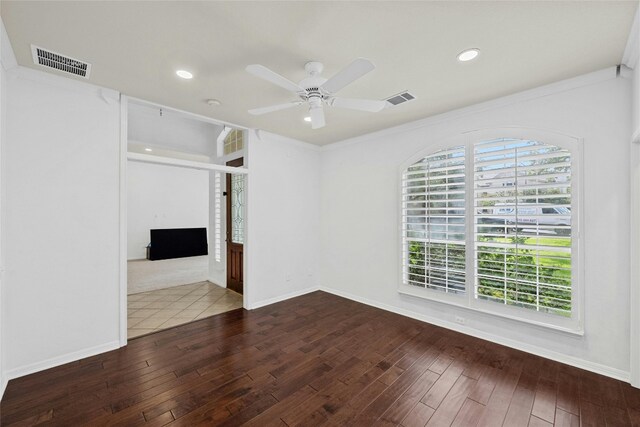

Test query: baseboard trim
[5,340,120,382]
[1,373,8,401]
[248,286,320,310]
[320,286,630,383]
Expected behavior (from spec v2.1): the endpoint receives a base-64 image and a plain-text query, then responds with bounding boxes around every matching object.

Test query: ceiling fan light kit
[246,58,389,129]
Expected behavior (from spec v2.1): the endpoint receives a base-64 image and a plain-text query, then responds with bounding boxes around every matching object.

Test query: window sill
[398,285,584,337]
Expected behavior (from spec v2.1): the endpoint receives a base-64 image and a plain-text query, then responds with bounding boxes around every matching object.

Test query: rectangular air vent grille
[386,91,416,106]
[31,45,91,78]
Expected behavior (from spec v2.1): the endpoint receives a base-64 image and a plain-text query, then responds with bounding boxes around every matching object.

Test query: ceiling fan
[246,58,388,129]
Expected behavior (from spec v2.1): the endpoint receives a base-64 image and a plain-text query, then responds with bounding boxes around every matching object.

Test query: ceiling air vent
[386,91,416,106]
[31,45,91,79]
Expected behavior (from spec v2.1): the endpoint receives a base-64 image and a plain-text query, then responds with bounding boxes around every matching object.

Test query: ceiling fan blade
[310,107,325,129]
[248,101,303,115]
[246,64,303,93]
[329,97,388,112]
[320,58,376,94]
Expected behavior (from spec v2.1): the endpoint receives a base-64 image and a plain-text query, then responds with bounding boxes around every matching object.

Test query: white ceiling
[1,1,637,145]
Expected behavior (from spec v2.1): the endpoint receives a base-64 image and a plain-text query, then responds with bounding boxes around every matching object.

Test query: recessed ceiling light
[457,48,480,62]
[176,70,193,79]
[304,116,311,122]
[145,148,153,152]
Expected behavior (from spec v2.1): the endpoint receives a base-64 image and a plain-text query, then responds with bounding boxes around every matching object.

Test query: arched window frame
[398,127,584,334]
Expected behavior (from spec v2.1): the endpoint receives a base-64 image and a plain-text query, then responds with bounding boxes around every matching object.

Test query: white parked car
[482,203,571,234]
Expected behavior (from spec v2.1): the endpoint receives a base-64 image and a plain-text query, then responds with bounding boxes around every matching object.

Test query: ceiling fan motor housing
[300,62,329,105]
[303,87,324,107]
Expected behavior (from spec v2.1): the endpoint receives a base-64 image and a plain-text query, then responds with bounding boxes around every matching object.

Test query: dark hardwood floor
[1,291,639,426]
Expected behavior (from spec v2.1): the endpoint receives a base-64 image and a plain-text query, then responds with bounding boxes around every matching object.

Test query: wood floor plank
[531,377,557,423]
[401,402,435,427]
[555,408,580,427]
[379,365,406,386]
[627,408,640,426]
[603,406,632,427]
[538,358,559,383]
[345,380,390,414]
[460,341,488,381]
[579,374,604,407]
[599,376,627,410]
[144,410,175,427]
[379,370,440,425]
[351,345,443,425]
[623,382,640,411]
[429,353,454,375]
[556,369,581,416]
[1,291,639,427]
[467,366,499,405]
[282,346,406,425]
[242,385,316,427]
[528,414,553,427]
[579,399,606,427]
[325,387,387,426]
[451,398,484,427]
[502,372,537,427]
[475,369,521,427]
[425,374,477,427]
[421,362,465,409]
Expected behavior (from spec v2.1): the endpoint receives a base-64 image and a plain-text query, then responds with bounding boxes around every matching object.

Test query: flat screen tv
[148,227,208,261]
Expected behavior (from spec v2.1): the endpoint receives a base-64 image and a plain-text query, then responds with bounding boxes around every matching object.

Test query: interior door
[226,158,244,294]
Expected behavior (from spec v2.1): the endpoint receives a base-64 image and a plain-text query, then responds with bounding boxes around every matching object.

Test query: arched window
[401,130,581,331]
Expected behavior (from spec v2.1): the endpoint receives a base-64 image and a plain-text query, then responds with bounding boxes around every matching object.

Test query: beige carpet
[127,256,209,294]
[128,281,243,338]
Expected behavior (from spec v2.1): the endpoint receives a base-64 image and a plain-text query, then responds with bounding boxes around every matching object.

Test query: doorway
[226,157,244,294]
[120,97,249,343]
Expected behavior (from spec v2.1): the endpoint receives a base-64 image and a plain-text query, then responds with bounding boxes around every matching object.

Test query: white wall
[631,62,640,386]
[246,131,321,309]
[127,161,209,260]
[320,68,633,379]
[4,67,121,378]
[629,14,640,387]
[0,17,15,398]
[625,5,640,386]
[0,49,4,401]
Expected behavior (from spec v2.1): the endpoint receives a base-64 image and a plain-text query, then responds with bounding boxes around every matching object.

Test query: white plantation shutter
[402,146,466,294]
[473,138,572,316]
[399,131,579,329]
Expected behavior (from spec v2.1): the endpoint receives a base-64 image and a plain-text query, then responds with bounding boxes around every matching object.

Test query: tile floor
[127,281,243,339]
